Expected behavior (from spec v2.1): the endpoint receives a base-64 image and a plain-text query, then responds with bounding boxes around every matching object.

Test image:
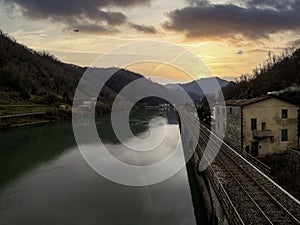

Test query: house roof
[225,96,272,107]
[218,95,298,107]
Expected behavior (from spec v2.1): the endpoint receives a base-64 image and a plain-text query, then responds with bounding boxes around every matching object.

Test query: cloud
[186,0,210,7]
[247,49,271,53]
[245,0,295,10]
[287,39,300,47]
[3,0,154,34]
[163,0,300,41]
[129,23,157,34]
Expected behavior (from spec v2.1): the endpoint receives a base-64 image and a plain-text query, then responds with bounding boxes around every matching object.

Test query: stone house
[215,96,299,157]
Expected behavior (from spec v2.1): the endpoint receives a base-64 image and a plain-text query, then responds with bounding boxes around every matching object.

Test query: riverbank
[0,107,72,130]
[186,157,210,225]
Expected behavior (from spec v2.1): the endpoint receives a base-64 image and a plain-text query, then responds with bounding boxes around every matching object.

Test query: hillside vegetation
[0,30,159,108]
[222,46,300,104]
[0,30,84,104]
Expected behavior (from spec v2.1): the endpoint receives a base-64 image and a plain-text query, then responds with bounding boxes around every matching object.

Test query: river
[0,109,208,225]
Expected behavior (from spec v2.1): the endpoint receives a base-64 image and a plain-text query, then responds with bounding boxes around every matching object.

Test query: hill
[222,47,300,104]
[165,77,229,101]
[0,31,84,103]
[0,30,164,107]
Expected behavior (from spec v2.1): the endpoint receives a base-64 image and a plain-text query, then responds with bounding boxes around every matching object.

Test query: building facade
[215,96,299,157]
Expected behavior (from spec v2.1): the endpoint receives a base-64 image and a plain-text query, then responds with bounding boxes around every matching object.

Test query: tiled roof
[217,95,299,107]
[224,96,272,106]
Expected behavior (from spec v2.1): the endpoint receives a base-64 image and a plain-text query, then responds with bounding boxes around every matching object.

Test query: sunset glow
[1,0,300,82]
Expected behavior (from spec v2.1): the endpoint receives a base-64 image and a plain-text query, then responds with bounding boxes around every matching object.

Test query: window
[229,107,232,114]
[282,109,288,119]
[262,122,266,131]
[216,107,219,115]
[251,118,257,130]
[223,108,226,116]
[281,129,288,141]
[217,121,220,130]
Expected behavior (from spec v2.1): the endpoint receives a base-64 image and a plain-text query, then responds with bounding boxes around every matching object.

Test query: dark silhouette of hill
[222,47,300,105]
[0,30,164,105]
[165,77,229,101]
[0,30,83,102]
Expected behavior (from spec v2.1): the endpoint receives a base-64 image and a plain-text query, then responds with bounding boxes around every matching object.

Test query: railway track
[180,114,300,225]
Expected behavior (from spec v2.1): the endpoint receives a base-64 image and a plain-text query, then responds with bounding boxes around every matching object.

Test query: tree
[20,91,30,100]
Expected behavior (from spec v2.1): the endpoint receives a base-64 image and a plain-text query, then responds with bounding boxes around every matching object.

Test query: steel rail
[198,122,300,225]
[182,116,273,224]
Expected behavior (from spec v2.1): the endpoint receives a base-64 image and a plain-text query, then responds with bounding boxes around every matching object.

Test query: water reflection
[0,122,76,188]
[0,109,207,225]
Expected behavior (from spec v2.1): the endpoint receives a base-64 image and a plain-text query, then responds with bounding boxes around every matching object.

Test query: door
[251,142,259,157]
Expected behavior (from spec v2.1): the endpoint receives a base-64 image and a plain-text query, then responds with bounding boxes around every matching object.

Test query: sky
[1,0,300,82]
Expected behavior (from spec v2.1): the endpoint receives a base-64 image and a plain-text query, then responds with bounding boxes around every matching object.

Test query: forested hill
[0,30,146,104]
[0,30,84,101]
[222,46,300,104]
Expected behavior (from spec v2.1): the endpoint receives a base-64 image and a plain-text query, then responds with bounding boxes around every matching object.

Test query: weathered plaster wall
[243,98,298,156]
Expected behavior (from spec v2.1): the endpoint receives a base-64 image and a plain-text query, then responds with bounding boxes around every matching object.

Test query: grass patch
[0,105,53,116]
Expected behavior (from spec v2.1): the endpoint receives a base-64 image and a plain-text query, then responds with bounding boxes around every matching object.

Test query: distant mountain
[165,77,229,101]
